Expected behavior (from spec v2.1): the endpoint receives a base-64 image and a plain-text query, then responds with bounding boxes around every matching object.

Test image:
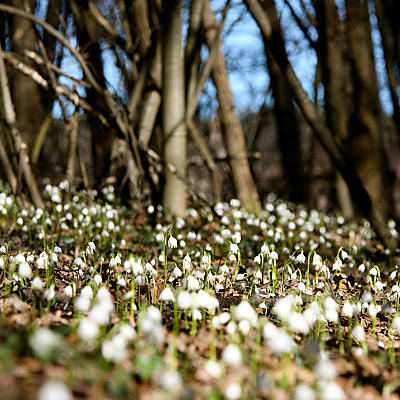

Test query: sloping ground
[0,184,400,399]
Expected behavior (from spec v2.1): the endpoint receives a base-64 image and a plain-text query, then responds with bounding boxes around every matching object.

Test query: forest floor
[1,183,400,400]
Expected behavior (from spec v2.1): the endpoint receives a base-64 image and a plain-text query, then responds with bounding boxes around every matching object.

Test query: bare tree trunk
[345,0,389,216]
[162,0,187,216]
[10,0,46,152]
[202,0,261,213]
[71,0,113,186]
[314,0,353,217]
[245,0,395,247]
[262,0,307,204]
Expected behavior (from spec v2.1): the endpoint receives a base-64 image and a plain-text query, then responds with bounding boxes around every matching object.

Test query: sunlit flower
[159,287,175,302]
[222,343,242,365]
[38,381,72,400]
[168,236,177,248]
[30,327,61,360]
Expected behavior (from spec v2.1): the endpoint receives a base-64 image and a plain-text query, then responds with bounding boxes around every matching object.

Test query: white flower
[159,369,182,392]
[295,383,315,400]
[102,335,127,363]
[351,325,365,342]
[315,355,337,380]
[168,236,177,248]
[254,254,262,264]
[273,295,295,322]
[78,318,99,342]
[392,316,400,333]
[183,254,192,270]
[204,360,222,378]
[119,324,137,342]
[159,287,175,302]
[30,328,61,360]
[341,302,353,318]
[296,252,306,264]
[235,301,257,326]
[369,267,378,277]
[390,271,397,280]
[93,274,102,285]
[319,382,345,400]
[63,286,73,297]
[222,343,242,365]
[269,250,278,261]
[44,285,55,301]
[225,383,241,400]
[81,286,94,299]
[75,295,91,312]
[289,312,309,334]
[260,244,268,255]
[38,381,72,400]
[358,264,365,272]
[187,275,200,291]
[18,262,32,279]
[230,243,239,254]
[31,276,43,291]
[172,266,182,278]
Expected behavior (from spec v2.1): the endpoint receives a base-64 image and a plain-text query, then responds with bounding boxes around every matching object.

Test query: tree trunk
[262,0,307,204]
[162,0,187,216]
[345,0,389,216]
[245,0,395,247]
[10,0,46,151]
[314,0,353,217]
[71,0,113,186]
[202,0,261,213]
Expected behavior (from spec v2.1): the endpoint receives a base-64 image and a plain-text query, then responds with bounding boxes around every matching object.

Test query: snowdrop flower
[254,254,262,264]
[31,276,43,291]
[220,264,230,275]
[235,301,258,326]
[38,381,72,400]
[78,318,99,342]
[332,259,342,272]
[341,302,353,318]
[264,325,296,355]
[0,245,6,254]
[75,295,91,313]
[313,253,322,268]
[168,236,177,248]
[230,243,239,254]
[81,286,94,299]
[93,274,102,285]
[369,267,378,277]
[375,281,384,291]
[63,285,73,298]
[289,312,309,334]
[15,253,26,264]
[232,231,241,244]
[183,254,192,271]
[86,241,96,256]
[273,295,295,322]
[222,343,242,365]
[44,285,55,301]
[319,382,345,400]
[358,264,365,272]
[30,328,61,360]
[392,316,400,333]
[159,369,182,392]
[296,252,306,264]
[187,275,200,291]
[204,360,223,378]
[102,334,127,363]
[177,291,192,309]
[390,270,397,280]
[119,324,137,342]
[351,325,366,342]
[294,383,315,400]
[219,312,231,325]
[315,355,337,380]
[225,383,241,400]
[261,243,268,255]
[172,266,182,278]
[159,287,175,302]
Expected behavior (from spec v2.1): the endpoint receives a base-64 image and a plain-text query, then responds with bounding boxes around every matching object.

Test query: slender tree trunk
[162,0,187,216]
[10,0,46,151]
[71,0,112,185]
[262,0,306,204]
[202,0,261,213]
[345,0,389,216]
[314,0,353,217]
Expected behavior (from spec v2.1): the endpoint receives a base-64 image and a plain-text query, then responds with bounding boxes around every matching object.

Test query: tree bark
[245,0,395,247]
[162,0,187,216]
[262,0,307,204]
[202,0,261,213]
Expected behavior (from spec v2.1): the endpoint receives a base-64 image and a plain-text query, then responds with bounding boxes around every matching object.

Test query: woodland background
[1,0,400,244]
